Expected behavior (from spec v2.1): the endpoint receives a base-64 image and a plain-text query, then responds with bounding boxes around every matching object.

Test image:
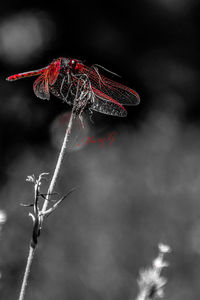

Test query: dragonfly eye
[69,59,78,72]
[71,60,76,66]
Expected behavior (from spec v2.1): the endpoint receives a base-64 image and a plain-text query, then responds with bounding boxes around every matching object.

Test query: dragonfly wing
[48,59,61,85]
[91,87,127,117]
[33,73,50,100]
[82,66,140,106]
[100,76,140,106]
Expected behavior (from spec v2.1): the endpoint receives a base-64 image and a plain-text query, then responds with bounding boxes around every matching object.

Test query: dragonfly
[6,57,140,118]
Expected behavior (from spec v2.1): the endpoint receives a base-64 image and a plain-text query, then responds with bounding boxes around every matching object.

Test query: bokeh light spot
[50,112,91,152]
[0,11,55,65]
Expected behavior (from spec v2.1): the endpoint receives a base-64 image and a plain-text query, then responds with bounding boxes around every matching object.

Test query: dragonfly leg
[60,76,73,102]
[91,64,120,78]
[89,108,94,124]
[91,65,103,89]
[60,76,66,100]
[79,115,85,129]
[70,74,94,126]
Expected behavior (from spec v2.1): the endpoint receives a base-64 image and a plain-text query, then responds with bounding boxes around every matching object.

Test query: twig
[18,112,74,300]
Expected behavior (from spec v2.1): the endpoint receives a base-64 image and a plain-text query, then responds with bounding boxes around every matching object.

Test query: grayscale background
[0,1,199,299]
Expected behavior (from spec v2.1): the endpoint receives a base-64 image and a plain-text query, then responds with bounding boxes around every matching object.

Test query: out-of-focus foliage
[0,1,199,300]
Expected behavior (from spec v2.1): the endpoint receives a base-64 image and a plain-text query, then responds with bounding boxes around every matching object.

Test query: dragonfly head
[53,57,71,76]
[60,57,71,68]
[69,59,83,73]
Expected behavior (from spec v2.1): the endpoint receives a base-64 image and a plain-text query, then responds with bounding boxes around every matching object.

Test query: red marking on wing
[48,59,61,85]
[91,87,127,117]
[33,59,61,100]
[6,59,61,101]
[80,65,140,106]
[92,87,126,110]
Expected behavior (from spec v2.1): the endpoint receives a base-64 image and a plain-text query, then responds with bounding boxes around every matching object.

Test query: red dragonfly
[6,57,140,117]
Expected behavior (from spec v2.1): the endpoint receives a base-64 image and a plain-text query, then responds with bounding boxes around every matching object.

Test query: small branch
[18,112,75,300]
[43,187,76,217]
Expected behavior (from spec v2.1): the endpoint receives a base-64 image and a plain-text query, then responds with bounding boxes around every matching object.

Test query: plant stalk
[41,111,74,214]
[18,246,35,300]
[18,112,74,300]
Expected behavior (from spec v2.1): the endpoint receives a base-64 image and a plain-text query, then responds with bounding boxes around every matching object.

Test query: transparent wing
[48,59,61,86]
[50,72,127,116]
[33,73,50,100]
[91,87,127,117]
[81,66,140,106]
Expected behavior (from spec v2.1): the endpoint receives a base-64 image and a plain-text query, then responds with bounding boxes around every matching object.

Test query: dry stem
[41,111,74,214]
[18,112,74,300]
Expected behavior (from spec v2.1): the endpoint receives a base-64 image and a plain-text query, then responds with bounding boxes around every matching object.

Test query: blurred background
[0,1,199,299]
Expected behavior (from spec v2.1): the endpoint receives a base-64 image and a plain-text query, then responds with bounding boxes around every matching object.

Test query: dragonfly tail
[6,67,47,81]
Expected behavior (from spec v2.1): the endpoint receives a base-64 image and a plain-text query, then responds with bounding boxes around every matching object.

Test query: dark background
[0,1,199,299]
